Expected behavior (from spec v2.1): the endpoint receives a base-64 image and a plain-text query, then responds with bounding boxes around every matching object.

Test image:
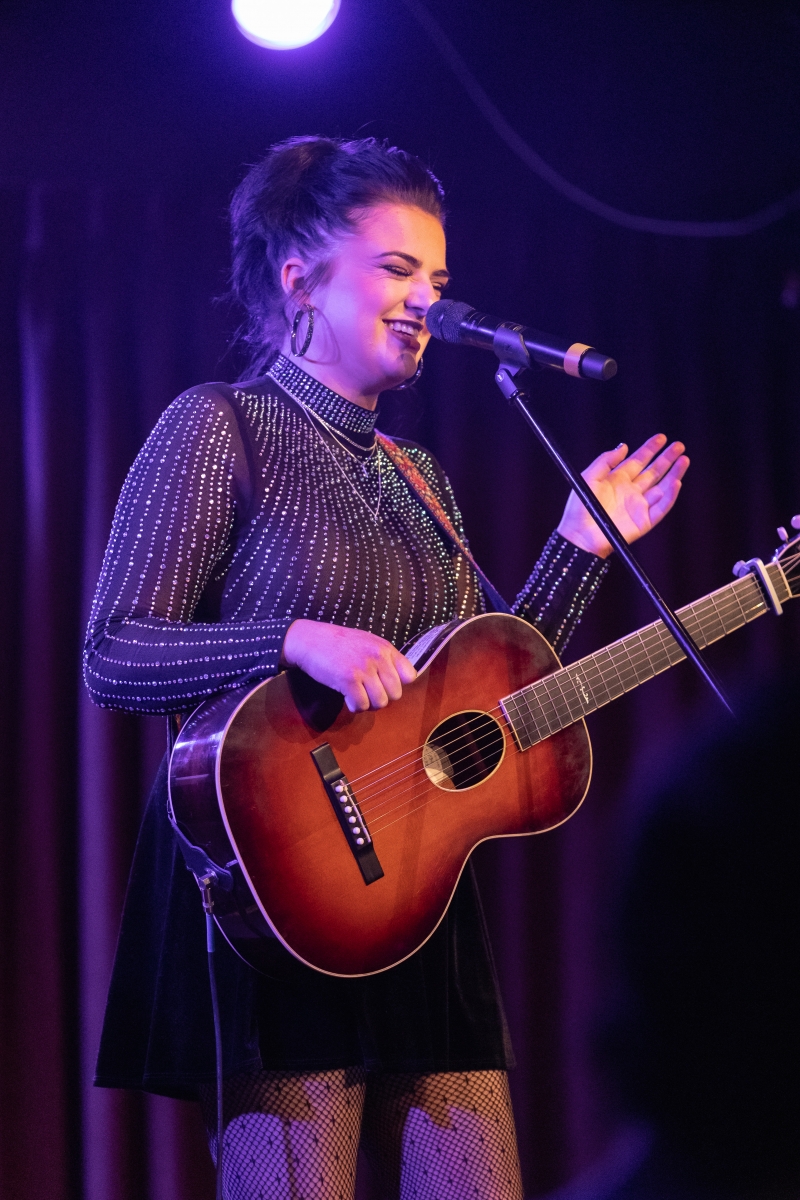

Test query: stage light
[232,0,340,49]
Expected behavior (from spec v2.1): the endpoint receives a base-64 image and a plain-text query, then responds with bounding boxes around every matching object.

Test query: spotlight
[232,0,340,49]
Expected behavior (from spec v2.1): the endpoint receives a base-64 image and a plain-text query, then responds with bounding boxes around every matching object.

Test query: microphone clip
[492,325,531,372]
[494,363,527,403]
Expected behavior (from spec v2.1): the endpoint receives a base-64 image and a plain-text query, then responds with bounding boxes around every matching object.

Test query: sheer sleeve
[83,387,294,715]
[512,531,608,655]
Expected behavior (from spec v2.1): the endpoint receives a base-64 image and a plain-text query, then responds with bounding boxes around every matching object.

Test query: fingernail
[616,442,625,449]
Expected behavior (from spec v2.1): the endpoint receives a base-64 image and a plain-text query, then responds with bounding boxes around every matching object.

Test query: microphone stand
[492,333,733,715]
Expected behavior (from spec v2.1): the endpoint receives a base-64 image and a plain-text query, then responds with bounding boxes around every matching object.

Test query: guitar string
[363,596,715,823]
[353,585,768,821]
[355,719,515,819]
[361,560,799,830]
[359,576,783,826]
[344,568,776,794]
[364,554,794,820]
[366,571,781,834]
[354,584,773,825]
[330,557,796,828]
[348,577,772,818]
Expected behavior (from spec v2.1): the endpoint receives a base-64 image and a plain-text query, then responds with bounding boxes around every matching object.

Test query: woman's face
[281,203,449,407]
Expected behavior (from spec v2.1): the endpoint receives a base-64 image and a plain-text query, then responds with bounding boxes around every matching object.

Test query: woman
[85,136,688,1199]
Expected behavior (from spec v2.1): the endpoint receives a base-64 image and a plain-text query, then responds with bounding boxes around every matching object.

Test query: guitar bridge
[310,744,384,885]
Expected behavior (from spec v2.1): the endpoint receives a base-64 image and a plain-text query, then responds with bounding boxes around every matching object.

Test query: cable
[200,876,225,1200]
[402,0,800,238]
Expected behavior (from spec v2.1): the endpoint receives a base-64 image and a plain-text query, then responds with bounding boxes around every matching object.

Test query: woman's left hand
[557,433,690,559]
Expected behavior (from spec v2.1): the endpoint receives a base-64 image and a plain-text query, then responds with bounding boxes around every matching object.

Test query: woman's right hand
[280,620,417,713]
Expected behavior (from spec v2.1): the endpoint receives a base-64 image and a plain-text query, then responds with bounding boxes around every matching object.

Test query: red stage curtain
[1,180,798,1200]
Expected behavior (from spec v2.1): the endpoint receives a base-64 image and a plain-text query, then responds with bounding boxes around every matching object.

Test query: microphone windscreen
[425,299,473,343]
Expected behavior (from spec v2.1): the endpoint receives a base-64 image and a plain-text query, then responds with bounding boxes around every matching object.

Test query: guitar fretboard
[500,562,790,751]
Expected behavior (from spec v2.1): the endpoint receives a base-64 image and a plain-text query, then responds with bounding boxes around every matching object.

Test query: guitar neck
[501,561,791,751]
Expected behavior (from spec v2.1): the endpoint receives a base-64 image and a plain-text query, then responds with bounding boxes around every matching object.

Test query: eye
[382,264,411,278]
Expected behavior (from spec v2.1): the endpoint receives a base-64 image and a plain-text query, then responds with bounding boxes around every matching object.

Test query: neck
[277,346,379,410]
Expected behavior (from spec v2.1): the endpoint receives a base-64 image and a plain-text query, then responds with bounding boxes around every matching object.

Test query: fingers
[644,454,690,526]
[281,620,417,713]
[344,644,417,713]
[599,433,666,487]
[601,433,687,492]
[582,442,628,484]
[633,439,687,492]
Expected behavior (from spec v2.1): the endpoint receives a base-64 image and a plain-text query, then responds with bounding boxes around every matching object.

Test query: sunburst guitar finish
[170,614,590,977]
[169,536,799,977]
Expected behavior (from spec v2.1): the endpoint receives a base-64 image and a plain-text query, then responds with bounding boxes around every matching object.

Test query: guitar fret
[522,687,552,742]
[502,691,540,749]
[534,683,564,731]
[708,591,741,637]
[592,647,627,699]
[501,563,789,752]
[582,657,612,706]
[545,672,584,724]
[609,637,647,687]
[567,661,600,712]
[641,623,676,670]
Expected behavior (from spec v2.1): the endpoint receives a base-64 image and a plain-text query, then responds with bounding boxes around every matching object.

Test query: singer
[84,137,688,1199]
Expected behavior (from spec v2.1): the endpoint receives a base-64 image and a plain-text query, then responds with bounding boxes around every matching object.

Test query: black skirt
[95,758,514,1100]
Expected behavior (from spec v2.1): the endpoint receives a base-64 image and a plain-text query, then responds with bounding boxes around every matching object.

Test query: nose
[405,274,439,318]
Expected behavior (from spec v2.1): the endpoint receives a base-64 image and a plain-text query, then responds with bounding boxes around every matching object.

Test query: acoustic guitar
[169,529,800,977]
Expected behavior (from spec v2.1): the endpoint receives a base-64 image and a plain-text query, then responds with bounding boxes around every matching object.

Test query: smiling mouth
[384,319,423,338]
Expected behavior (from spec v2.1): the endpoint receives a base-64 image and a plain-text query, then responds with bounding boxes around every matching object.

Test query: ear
[280,257,309,304]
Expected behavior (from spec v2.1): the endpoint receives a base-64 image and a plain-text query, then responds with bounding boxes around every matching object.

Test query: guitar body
[169,613,592,977]
[169,530,800,976]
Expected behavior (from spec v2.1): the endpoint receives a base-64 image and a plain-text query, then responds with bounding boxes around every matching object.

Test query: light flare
[232,0,340,50]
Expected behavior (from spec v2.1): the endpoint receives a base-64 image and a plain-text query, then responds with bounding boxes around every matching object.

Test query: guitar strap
[376,434,512,615]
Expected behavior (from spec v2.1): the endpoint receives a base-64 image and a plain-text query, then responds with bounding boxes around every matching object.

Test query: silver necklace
[268,370,378,459]
[272,374,382,522]
[302,404,378,460]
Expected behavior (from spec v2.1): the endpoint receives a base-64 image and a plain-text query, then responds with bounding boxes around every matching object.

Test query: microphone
[425,299,617,381]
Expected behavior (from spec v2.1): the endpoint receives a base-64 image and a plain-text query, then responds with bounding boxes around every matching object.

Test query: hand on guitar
[557,433,690,559]
[281,620,417,712]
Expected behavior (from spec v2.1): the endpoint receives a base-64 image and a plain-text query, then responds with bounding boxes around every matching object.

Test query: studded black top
[84,356,608,714]
[90,357,611,1093]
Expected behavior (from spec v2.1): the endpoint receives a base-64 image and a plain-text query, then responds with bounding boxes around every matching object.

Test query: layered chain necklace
[269,372,383,523]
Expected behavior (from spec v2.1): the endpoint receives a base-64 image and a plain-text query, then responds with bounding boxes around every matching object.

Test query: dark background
[2,0,800,1196]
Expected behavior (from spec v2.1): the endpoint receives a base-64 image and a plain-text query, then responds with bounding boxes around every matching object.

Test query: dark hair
[230,136,446,377]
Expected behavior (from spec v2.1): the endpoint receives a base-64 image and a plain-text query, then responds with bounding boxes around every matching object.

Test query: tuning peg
[792,515,800,530]
[778,526,789,543]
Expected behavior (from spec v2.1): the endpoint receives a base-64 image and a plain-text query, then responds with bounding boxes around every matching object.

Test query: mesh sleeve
[83,388,293,714]
[512,531,608,655]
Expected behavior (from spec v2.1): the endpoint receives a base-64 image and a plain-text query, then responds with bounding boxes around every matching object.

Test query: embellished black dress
[85,356,607,1100]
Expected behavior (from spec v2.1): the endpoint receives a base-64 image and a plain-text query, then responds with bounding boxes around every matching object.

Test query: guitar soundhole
[422,710,506,791]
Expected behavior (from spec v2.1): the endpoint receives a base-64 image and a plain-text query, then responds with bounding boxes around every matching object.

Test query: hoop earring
[290,305,315,358]
[392,357,424,390]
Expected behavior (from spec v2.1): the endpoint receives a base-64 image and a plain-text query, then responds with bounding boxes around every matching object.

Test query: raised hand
[281,619,417,712]
[557,433,690,559]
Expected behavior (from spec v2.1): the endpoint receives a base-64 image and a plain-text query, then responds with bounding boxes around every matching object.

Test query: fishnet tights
[199,1068,523,1200]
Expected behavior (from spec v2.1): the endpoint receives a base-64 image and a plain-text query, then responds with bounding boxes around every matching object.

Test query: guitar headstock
[772,515,800,599]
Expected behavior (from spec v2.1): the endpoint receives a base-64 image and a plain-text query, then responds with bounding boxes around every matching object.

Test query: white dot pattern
[83,357,607,715]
